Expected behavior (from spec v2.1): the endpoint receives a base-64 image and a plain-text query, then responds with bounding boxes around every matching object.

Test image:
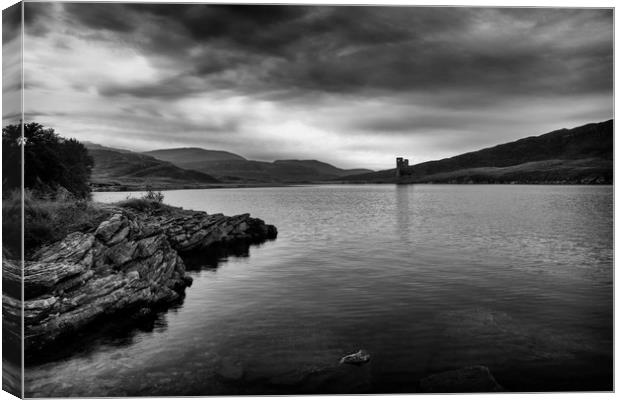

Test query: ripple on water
[25,185,613,395]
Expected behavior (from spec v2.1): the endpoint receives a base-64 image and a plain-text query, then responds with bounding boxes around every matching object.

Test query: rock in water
[339,349,371,365]
[216,357,244,381]
[419,365,504,393]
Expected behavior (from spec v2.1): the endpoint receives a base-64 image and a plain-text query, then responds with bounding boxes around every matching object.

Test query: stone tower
[396,157,410,177]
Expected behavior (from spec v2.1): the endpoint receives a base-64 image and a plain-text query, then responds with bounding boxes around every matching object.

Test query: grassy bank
[2,190,113,259]
[2,189,179,259]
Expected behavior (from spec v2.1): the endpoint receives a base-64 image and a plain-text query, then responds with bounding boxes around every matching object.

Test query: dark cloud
[21,2,56,37]
[62,3,311,56]
[43,5,611,103]
[97,75,197,99]
[63,3,137,33]
[19,3,613,169]
[2,2,21,44]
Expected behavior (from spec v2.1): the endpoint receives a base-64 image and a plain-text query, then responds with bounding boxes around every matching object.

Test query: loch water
[25,184,613,396]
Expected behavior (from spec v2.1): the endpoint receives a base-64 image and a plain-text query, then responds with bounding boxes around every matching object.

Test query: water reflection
[395,185,411,242]
[26,300,178,365]
[26,185,612,395]
[181,239,274,271]
[27,236,277,366]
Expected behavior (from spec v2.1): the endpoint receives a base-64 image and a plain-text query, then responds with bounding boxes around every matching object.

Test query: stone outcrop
[159,212,277,253]
[418,365,504,393]
[2,205,277,351]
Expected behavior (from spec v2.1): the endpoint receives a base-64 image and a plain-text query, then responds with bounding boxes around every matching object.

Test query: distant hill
[341,120,613,184]
[86,144,220,190]
[143,147,246,165]
[81,141,133,153]
[145,148,373,183]
[273,160,372,177]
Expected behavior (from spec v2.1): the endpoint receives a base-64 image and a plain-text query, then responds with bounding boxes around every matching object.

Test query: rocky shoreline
[2,204,277,352]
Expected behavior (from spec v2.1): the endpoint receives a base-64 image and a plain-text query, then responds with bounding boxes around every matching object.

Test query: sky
[2,2,613,170]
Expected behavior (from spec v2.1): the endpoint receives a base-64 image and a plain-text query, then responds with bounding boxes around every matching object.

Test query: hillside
[143,147,246,164]
[341,120,613,184]
[145,149,373,183]
[273,160,372,177]
[86,144,220,190]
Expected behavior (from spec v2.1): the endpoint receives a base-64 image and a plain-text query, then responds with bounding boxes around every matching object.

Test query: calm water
[25,185,613,396]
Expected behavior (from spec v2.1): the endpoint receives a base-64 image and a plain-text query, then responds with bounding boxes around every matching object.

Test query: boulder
[419,365,504,393]
[339,349,371,365]
[216,357,244,381]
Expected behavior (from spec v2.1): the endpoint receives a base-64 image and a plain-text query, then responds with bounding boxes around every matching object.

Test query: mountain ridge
[339,119,613,184]
[144,147,246,163]
[86,119,612,189]
[143,149,373,183]
[85,143,221,190]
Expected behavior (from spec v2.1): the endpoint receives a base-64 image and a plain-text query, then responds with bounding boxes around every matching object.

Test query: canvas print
[1,2,614,397]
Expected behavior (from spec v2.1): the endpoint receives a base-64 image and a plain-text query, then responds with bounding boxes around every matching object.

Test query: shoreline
[3,200,278,355]
[90,181,614,192]
[15,186,613,395]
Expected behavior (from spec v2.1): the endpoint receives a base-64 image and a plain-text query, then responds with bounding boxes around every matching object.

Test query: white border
[0,1,615,400]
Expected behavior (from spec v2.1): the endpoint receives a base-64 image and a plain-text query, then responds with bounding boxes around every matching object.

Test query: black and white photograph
[1,1,614,397]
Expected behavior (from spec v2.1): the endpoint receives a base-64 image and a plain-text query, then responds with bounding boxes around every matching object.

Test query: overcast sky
[2,3,613,169]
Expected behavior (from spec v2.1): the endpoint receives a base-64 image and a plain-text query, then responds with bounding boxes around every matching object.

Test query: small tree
[2,123,21,192]
[2,122,94,198]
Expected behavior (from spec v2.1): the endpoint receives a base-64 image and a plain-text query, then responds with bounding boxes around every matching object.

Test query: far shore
[91,180,613,192]
[90,182,297,192]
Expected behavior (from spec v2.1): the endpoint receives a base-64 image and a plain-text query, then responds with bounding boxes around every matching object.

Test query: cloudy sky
[3,3,613,169]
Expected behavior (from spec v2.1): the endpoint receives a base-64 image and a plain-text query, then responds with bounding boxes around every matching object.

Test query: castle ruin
[396,157,412,177]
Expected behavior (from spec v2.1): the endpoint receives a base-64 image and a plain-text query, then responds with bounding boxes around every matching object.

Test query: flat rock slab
[419,365,504,393]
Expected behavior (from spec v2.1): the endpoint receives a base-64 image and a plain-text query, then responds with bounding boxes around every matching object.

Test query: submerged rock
[216,357,244,381]
[419,365,504,393]
[3,205,277,352]
[339,349,371,365]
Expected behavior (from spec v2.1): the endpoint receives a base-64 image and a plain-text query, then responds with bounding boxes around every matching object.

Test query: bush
[115,198,163,212]
[115,189,173,213]
[143,188,164,203]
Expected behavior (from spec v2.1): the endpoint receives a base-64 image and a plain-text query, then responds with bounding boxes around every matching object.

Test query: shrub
[115,189,175,213]
[115,198,162,212]
[143,188,164,203]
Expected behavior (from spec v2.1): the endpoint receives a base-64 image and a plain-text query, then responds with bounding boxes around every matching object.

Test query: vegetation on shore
[2,122,279,366]
[3,122,94,198]
[1,122,173,257]
[114,189,175,213]
[2,189,112,258]
[4,187,175,259]
[2,122,98,257]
